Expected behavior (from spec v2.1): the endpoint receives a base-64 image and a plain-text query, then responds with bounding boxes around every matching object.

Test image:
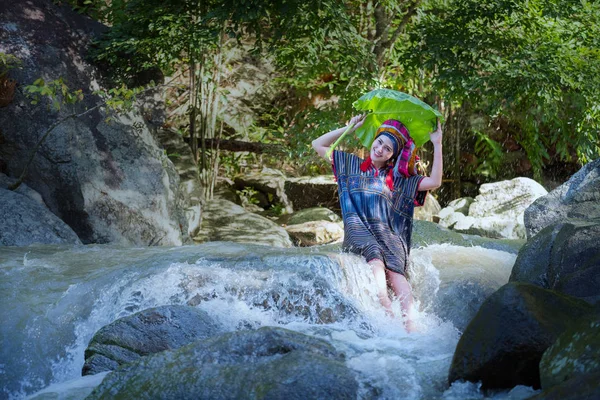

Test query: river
[0,242,537,399]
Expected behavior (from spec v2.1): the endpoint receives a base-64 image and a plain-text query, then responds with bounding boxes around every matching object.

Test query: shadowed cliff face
[0,0,189,246]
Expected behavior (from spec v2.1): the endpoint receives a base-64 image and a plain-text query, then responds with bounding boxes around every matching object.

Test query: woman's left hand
[430,120,443,146]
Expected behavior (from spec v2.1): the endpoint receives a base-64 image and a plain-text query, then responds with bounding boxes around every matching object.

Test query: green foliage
[408,0,600,175]
[24,78,84,110]
[94,84,149,113]
[236,186,260,206]
[473,130,504,179]
[0,53,21,78]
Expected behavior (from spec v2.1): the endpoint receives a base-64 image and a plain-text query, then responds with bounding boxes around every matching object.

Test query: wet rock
[196,199,292,247]
[284,175,340,212]
[285,221,344,246]
[0,187,81,246]
[0,0,188,246]
[86,327,359,400]
[412,220,524,254]
[525,159,600,239]
[431,277,500,333]
[448,282,593,389]
[83,305,223,376]
[510,220,600,304]
[539,314,600,390]
[528,371,600,400]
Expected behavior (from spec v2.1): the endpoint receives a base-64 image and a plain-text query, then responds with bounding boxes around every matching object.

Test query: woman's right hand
[349,114,366,131]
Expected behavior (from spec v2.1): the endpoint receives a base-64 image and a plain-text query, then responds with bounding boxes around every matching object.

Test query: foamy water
[0,242,535,400]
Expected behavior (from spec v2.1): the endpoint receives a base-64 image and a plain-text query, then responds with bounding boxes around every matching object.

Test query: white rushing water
[0,243,538,400]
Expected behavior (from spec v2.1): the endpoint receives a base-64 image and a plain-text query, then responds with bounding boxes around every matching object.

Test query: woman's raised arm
[418,120,443,191]
[311,114,366,160]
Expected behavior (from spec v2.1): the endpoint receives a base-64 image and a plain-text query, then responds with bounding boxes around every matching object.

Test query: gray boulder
[234,168,294,213]
[196,199,292,247]
[86,327,359,400]
[528,371,600,400]
[539,314,600,390]
[412,220,525,254]
[83,305,223,376]
[283,206,341,226]
[413,193,442,222]
[284,175,340,211]
[0,0,189,246]
[448,282,593,389]
[525,159,600,239]
[285,221,344,246]
[450,177,547,239]
[155,128,203,237]
[0,187,81,246]
[510,220,600,304]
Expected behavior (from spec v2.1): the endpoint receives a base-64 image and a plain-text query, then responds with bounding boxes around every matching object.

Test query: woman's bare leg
[368,259,394,317]
[386,270,416,332]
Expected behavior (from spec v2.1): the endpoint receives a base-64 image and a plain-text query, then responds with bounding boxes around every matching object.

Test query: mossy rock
[539,314,600,390]
[87,327,359,400]
[448,282,594,390]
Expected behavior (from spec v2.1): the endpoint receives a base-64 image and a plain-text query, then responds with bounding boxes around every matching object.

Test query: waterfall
[0,242,534,400]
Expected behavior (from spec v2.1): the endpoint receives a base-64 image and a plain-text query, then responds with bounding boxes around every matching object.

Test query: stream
[1,242,538,399]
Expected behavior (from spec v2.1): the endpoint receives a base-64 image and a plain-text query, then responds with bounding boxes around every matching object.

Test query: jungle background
[4,0,600,207]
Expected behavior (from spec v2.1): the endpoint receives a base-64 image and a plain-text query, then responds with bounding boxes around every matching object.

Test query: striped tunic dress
[333,150,425,275]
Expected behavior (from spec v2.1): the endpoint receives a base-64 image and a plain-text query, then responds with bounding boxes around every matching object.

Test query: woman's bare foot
[404,318,418,333]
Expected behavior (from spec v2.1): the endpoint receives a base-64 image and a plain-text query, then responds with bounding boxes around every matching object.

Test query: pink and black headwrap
[360,119,420,191]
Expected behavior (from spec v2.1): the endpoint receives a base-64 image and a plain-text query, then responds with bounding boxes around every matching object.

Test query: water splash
[1,243,524,399]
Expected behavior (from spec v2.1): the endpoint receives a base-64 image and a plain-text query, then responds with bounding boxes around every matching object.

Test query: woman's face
[370,135,395,165]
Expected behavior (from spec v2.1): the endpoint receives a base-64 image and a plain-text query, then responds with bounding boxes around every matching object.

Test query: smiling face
[370,134,396,167]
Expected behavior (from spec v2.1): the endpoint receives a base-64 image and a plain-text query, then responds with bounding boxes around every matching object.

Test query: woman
[312,114,443,331]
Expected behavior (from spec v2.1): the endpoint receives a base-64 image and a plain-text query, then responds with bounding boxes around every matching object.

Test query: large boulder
[234,168,293,213]
[155,128,203,237]
[525,159,600,239]
[528,372,600,400]
[282,206,341,226]
[285,220,344,246]
[441,178,547,239]
[83,305,223,376]
[0,0,189,245]
[86,327,359,400]
[196,199,293,247]
[413,193,442,222]
[509,220,600,304]
[284,175,340,212]
[539,314,600,391]
[0,187,81,246]
[448,282,593,390]
[412,220,525,254]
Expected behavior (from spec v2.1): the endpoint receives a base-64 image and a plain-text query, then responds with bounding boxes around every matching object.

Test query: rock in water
[86,327,359,400]
[510,220,600,304]
[539,314,600,390]
[448,282,593,389]
[196,199,292,247]
[525,159,600,239]
[83,305,224,375]
[0,187,81,246]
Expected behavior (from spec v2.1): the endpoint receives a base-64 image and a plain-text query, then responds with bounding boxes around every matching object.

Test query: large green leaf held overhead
[353,89,443,148]
[325,89,443,160]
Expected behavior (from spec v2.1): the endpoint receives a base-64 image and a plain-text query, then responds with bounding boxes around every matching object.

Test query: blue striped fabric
[333,150,424,275]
